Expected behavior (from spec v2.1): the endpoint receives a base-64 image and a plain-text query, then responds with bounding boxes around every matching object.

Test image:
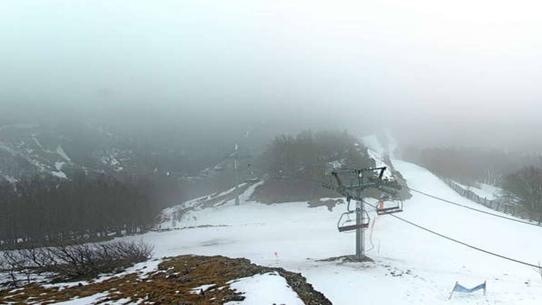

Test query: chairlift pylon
[325,166,403,261]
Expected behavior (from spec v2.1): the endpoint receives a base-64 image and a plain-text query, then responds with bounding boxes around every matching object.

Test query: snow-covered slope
[454,181,503,201]
[0,123,129,180]
[0,123,205,180]
[116,157,542,305]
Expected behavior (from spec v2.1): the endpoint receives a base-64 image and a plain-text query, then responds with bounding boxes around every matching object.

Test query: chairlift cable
[367,153,542,227]
[408,187,542,228]
[286,167,541,268]
[363,200,541,269]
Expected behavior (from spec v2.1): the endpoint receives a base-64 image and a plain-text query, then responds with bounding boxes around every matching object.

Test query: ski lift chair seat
[338,223,369,232]
[337,210,370,232]
[376,200,404,215]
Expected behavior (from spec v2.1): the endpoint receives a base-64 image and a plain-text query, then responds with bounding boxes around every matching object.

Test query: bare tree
[503,167,542,214]
[0,241,153,286]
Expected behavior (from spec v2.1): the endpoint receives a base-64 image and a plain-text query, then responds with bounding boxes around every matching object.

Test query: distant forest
[503,166,542,215]
[252,130,375,202]
[0,173,179,248]
[260,130,372,179]
[404,147,542,185]
[0,129,379,247]
[404,147,542,217]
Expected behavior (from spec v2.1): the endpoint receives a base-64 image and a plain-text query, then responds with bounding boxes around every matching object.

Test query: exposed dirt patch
[0,255,332,305]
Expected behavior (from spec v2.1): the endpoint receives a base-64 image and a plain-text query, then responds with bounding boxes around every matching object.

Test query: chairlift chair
[376,199,403,215]
[337,209,370,232]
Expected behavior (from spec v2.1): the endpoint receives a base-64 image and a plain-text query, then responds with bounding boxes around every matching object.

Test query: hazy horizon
[2,1,542,152]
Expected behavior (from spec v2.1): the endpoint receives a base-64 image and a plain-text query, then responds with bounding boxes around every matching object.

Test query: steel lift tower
[323,167,402,262]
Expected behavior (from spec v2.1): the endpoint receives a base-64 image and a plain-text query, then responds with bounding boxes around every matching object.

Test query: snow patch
[366,149,392,179]
[362,135,385,155]
[44,259,162,290]
[56,146,72,163]
[217,183,248,198]
[55,161,66,171]
[226,272,303,305]
[32,135,44,150]
[0,142,19,157]
[190,284,215,294]
[2,175,18,183]
[51,170,68,179]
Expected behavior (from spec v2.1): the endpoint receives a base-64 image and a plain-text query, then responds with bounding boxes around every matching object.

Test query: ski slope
[454,181,502,201]
[115,157,542,305]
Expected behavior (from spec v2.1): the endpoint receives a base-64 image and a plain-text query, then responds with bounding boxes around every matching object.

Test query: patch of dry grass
[1,255,331,305]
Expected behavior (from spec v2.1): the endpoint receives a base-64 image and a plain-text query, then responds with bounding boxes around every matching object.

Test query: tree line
[503,166,542,215]
[403,146,542,186]
[0,173,169,248]
[259,130,373,180]
[252,130,374,202]
[405,146,542,218]
[1,241,152,287]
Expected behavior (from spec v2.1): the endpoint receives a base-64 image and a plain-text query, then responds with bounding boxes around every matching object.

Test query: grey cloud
[1,0,541,151]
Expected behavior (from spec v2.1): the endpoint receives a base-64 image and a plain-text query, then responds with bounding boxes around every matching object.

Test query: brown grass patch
[1,255,332,305]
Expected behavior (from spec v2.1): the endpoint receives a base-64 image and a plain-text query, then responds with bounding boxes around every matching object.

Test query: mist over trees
[502,167,542,216]
[0,173,165,247]
[404,147,542,219]
[0,120,245,179]
[404,147,542,185]
[252,130,374,202]
[261,130,372,179]
[0,128,379,246]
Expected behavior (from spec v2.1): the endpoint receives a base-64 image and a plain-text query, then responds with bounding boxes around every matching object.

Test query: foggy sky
[1,0,542,151]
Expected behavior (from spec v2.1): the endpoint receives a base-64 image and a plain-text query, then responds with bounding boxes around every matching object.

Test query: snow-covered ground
[455,181,502,201]
[107,156,542,305]
[226,272,304,305]
[39,136,542,305]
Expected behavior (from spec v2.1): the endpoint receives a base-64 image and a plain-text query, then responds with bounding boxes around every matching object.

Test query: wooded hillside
[0,173,166,248]
[252,130,374,202]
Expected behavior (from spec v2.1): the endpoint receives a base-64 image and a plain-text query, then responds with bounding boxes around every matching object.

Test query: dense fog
[3,4,542,303]
[2,0,542,151]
